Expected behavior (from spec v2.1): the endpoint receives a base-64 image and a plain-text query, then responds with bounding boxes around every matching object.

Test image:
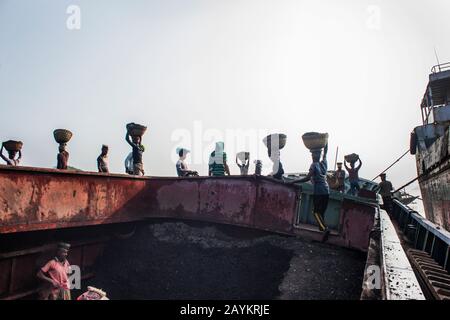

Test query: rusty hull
[0,166,298,235]
[0,165,375,251]
[415,127,450,231]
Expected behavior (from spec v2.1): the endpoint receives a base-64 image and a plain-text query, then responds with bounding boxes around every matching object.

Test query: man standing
[345,158,362,196]
[254,160,263,175]
[290,144,330,242]
[57,144,69,170]
[126,133,145,176]
[236,154,250,176]
[208,142,230,177]
[378,173,394,213]
[97,145,109,173]
[37,243,72,300]
[334,162,346,192]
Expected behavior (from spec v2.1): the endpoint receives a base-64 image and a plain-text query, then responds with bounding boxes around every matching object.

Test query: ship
[410,62,450,231]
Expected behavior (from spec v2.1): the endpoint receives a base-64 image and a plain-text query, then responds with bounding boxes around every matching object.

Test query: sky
[1,0,449,212]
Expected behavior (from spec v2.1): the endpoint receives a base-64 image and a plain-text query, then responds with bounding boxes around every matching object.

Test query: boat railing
[431,62,450,74]
[391,199,450,273]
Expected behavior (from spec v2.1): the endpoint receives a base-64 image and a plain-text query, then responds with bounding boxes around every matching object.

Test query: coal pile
[83,221,366,300]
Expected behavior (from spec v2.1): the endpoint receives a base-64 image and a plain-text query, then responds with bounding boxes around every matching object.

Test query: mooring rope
[371,149,410,181]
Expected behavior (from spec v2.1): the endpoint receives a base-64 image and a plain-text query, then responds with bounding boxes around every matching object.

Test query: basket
[301,132,328,150]
[344,153,359,163]
[236,151,250,162]
[53,129,73,144]
[3,140,23,152]
[263,134,287,150]
[126,123,147,137]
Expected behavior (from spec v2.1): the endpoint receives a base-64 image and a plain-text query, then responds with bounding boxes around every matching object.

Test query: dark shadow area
[83,223,293,299]
[79,221,367,300]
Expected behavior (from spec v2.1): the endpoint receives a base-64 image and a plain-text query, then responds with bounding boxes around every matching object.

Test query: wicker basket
[263,134,287,150]
[301,132,328,150]
[126,123,147,137]
[344,153,359,163]
[236,151,250,162]
[3,140,23,152]
[53,129,73,144]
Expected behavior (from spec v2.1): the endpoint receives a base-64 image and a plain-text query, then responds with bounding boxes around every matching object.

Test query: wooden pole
[334,146,339,171]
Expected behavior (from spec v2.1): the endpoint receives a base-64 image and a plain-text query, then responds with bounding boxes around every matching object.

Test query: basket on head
[301,132,328,150]
[126,123,147,137]
[344,153,359,163]
[236,151,250,162]
[3,140,23,152]
[263,134,287,151]
[53,129,73,144]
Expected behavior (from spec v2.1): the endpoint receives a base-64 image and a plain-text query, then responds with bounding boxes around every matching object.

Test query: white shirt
[124,152,133,172]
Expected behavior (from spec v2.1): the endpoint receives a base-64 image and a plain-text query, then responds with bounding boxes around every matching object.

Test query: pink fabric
[41,259,70,290]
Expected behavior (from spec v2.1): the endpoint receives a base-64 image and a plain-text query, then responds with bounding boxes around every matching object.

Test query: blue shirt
[309,159,330,195]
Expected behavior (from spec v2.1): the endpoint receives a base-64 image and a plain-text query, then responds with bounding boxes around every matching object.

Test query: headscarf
[209,142,225,165]
[176,147,190,157]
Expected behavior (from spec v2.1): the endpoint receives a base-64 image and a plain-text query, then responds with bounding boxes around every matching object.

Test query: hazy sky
[1,0,449,205]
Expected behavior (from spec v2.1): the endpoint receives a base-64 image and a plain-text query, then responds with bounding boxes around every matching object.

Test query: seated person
[176,148,198,177]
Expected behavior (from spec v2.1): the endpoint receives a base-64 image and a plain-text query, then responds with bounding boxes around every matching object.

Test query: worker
[125,133,145,176]
[334,162,346,192]
[289,144,330,242]
[0,143,21,166]
[208,142,231,176]
[36,242,72,300]
[57,144,69,170]
[268,149,284,180]
[176,148,198,177]
[124,152,133,174]
[378,173,394,213]
[345,158,362,196]
[254,160,262,175]
[236,154,250,175]
[97,145,109,173]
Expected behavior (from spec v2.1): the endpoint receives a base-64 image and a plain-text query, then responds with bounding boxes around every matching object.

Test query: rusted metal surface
[0,165,377,251]
[339,200,375,252]
[408,249,450,300]
[0,166,299,235]
[416,64,449,232]
[379,209,425,300]
[0,165,148,233]
[391,200,450,273]
[416,157,450,231]
[361,209,381,300]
